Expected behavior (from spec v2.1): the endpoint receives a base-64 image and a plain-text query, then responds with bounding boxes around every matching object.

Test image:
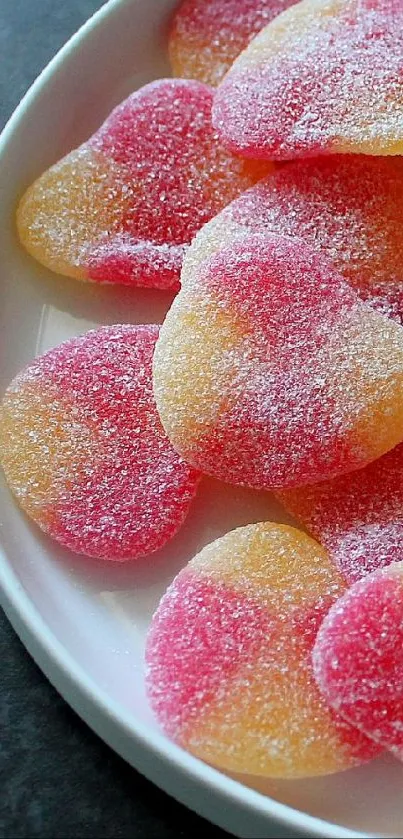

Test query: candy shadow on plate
[19,248,176,330]
[9,475,298,599]
[229,752,403,837]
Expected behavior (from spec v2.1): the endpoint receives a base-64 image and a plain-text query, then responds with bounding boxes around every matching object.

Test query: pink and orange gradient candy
[168,0,297,87]
[213,0,403,160]
[0,325,200,561]
[182,156,403,322]
[146,522,380,777]
[313,562,403,761]
[154,234,403,491]
[279,443,403,584]
[17,79,269,290]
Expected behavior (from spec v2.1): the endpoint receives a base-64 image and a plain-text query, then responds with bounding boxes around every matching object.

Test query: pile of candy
[3,0,403,780]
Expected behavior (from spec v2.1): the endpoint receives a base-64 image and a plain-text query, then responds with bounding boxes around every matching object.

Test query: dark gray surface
[0,2,227,837]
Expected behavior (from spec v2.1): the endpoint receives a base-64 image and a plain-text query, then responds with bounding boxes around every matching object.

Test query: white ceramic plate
[1,2,403,836]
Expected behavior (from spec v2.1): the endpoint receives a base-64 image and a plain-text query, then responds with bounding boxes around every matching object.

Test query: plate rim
[0,2,371,836]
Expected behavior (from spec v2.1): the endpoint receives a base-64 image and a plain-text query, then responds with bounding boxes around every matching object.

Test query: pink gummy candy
[146,523,380,777]
[182,155,403,323]
[0,325,200,560]
[17,79,269,289]
[169,0,298,87]
[313,563,403,760]
[154,234,403,490]
[279,443,403,584]
[213,0,403,160]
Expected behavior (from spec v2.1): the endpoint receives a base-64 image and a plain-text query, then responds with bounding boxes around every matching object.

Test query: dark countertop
[0,3,227,837]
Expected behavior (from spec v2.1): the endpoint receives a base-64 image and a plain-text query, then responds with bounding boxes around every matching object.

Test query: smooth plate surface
[1,1,403,837]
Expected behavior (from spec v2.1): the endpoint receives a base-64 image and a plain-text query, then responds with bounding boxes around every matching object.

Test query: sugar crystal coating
[279,443,403,584]
[313,563,403,760]
[169,0,297,86]
[0,325,200,560]
[154,234,403,491]
[17,79,270,289]
[213,0,403,160]
[182,156,403,322]
[146,522,380,777]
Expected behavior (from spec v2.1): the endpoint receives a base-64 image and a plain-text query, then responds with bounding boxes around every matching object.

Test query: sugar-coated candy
[313,563,403,761]
[213,0,403,160]
[17,79,269,290]
[154,234,403,491]
[146,522,380,777]
[279,443,403,584]
[0,325,200,560]
[169,0,297,87]
[182,156,403,322]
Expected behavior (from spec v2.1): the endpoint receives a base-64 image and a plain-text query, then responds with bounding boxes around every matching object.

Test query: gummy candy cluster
[3,0,403,781]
